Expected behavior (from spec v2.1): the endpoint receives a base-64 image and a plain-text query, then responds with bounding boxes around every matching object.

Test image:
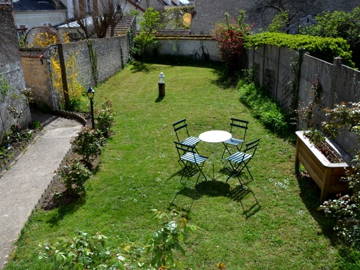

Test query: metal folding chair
[174,141,208,184]
[173,119,200,147]
[224,139,260,185]
[222,118,249,158]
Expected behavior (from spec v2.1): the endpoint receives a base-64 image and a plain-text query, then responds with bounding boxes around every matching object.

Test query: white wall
[14,10,67,29]
[157,39,221,61]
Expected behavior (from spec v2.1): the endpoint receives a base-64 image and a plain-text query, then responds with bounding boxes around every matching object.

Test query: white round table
[199,130,232,143]
[199,130,232,180]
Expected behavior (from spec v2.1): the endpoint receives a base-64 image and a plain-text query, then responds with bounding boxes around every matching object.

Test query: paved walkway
[0,117,82,268]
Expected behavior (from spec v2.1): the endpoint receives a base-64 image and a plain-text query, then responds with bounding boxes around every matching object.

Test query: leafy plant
[96,100,115,138]
[300,6,360,68]
[213,11,251,76]
[0,74,10,101]
[245,32,354,66]
[268,11,289,33]
[72,127,103,166]
[320,102,360,249]
[39,209,195,269]
[239,81,291,137]
[39,231,121,269]
[59,160,91,196]
[133,8,162,59]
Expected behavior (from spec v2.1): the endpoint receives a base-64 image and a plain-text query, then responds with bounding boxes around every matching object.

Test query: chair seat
[224,137,244,146]
[225,152,252,164]
[181,136,200,147]
[181,152,207,164]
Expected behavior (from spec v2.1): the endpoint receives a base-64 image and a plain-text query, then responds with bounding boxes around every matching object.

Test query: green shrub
[96,100,114,138]
[39,231,121,269]
[300,7,360,68]
[59,160,91,196]
[268,11,289,33]
[239,81,290,136]
[72,127,103,166]
[245,32,354,66]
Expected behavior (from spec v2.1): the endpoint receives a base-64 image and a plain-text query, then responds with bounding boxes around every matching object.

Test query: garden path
[0,117,82,268]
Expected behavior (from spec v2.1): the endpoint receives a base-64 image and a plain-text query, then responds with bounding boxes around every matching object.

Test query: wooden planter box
[295,131,349,201]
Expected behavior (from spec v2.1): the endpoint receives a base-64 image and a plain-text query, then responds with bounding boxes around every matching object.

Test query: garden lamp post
[87,87,95,129]
[158,72,165,98]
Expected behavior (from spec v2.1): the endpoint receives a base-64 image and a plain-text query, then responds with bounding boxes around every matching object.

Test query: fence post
[329,56,342,108]
[57,43,70,109]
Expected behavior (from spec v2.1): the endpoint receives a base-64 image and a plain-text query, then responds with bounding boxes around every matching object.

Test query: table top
[199,130,232,143]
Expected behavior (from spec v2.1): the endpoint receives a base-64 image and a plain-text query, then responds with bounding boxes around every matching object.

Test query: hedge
[245,32,354,66]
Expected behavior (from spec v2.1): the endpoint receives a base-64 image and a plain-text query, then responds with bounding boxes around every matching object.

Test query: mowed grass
[6,64,339,269]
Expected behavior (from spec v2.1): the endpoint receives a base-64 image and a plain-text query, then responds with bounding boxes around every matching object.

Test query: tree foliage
[133,8,162,58]
[267,11,289,32]
[300,6,360,67]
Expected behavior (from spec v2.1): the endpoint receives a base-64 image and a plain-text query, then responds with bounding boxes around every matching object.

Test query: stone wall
[62,35,130,89]
[247,45,360,156]
[0,4,31,140]
[155,38,221,62]
[20,35,130,110]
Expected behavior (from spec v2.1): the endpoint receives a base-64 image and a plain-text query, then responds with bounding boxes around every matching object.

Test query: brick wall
[0,4,31,140]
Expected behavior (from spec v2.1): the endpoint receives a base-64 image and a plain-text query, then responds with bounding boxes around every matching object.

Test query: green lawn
[6,63,340,269]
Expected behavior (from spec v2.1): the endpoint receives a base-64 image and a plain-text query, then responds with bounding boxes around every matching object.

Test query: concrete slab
[0,117,82,268]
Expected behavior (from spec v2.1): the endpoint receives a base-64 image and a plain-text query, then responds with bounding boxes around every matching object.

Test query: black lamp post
[87,87,95,129]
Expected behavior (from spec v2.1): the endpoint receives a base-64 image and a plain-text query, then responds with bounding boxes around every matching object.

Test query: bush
[213,11,251,76]
[300,7,360,68]
[268,11,289,33]
[72,127,103,166]
[245,32,353,66]
[239,81,290,136]
[59,160,91,196]
[96,100,115,138]
[39,231,121,269]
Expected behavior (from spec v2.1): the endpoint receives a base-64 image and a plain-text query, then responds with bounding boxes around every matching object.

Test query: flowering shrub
[320,102,360,248]
[214,11,251,75]
[59,160,91,196]
[72,127,104,166]
[96,100,115,138]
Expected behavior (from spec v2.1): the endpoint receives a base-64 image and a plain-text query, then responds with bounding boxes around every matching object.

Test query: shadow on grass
[46,195,86,227]
[130,61,155,73]
[169,167,261,218]
[296,173,337,245]
[211,67,241,89]
[155,95,164,103]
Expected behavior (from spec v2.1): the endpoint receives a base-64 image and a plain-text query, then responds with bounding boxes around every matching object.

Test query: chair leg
[222,143,234,159]
[196,163,208,182]
[244,164,255,183]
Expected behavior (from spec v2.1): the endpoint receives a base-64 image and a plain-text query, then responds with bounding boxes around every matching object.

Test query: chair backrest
[229,118,249,141]
[173,119,190,142]
[174,141,196,159]
[244,139,260,158]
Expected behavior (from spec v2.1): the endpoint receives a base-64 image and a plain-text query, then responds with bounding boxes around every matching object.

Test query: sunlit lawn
[6,63,340,269]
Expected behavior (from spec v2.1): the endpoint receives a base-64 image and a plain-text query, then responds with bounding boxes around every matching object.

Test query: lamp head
[159,72,165,84]
[87,87,95,99]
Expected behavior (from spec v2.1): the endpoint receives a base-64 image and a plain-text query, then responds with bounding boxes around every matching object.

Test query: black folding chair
[224,139,260,185]
[222,118,249,158]
[174,141,208,184]
[173,119,200,147]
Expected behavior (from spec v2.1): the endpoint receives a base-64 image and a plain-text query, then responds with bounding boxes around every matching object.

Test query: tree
[76,0,123,39]
[132,8,162,58]
[300,7,360,68]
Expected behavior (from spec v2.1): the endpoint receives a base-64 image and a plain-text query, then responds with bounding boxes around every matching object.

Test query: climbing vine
[87,41,98,86]
[0,74,10,101]
[50,53,84,108]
